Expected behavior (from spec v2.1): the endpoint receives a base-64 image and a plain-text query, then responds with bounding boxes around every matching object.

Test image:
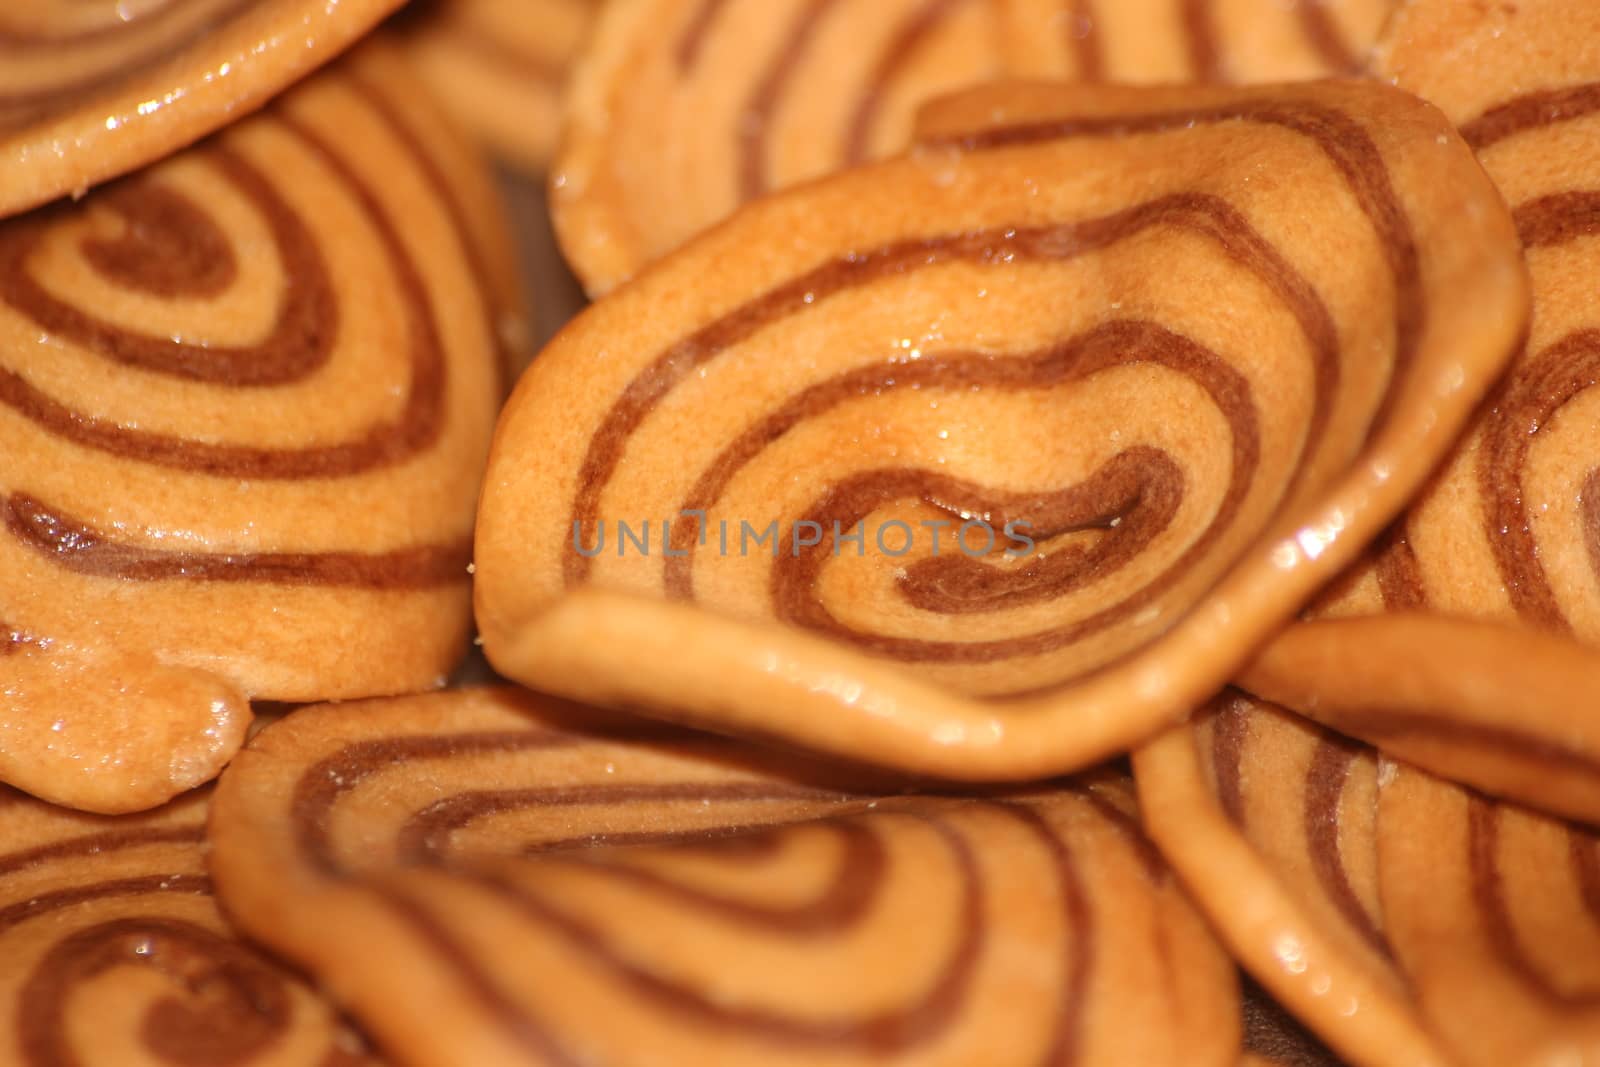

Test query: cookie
[0,43,509,812]
[552,0,1398,295]
[476,78,1526,780]
[209,686,1241,1066]
[0,784,377,1065]
[0,0,403,220]
[1240,0,1600,823]
[1134,694,1448,1067]
[397,0,601,173]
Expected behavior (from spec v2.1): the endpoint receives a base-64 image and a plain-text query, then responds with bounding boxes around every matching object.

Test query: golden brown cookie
[210,687,1242,1066]
[553,0,1398,295]
[0,43,509,813]
[477,78,1526,780]
[1135,694,1448,1067]
[0,784,377,1065]
[397,0,601,173]
[0,0,404,220]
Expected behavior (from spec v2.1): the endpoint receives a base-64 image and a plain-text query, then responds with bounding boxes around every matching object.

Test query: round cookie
[552,0,1398,295]
[1134,694,1448,1067]
[209,686,1242,1066]
[0,42,511,813]
[0,0,404,220]
[396,0,602,173]
[0,784,378,1066]
[476,78,1525,780]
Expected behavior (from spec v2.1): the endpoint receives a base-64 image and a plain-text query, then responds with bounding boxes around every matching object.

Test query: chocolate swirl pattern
[396,0,602,173]
[553,0,1397,294]
[0,44,507,812]
[1134,695,1448,1067]
[0,0,404,220]
[1379,765,1600,1066]
[478,79,1526,780]
[0,786,376,1067]
[1247,0,1600,823]
[209,687,1242,1066]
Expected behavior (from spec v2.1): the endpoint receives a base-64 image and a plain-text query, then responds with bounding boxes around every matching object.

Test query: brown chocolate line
[448,809,986,1053]
[81,182,237,299]
[738,0,840,203]
[1478,329,1600,631]
[396,780,865,862]
[1295,0,1360,75]
[585,191,1336,589]
[675,0,733,71]
[1064,0,1104,82]
[0,873,210,932]
[1513,190,1600,249]
[0,148,334,385]
[1304,735,1390,958]
[1372,521,1426,611]
[1210,691,1252,827]
[990,800,1093,1067]
[1461,82,1600,151]
[290,731,585,875]
[537,819,888,932]
[0,107,451,479]
[1584,467,1600,587]
[368,884,579,1065]
[1468,795,1600,1006]
[1180,0,1221,82]
[20,915,300,1067]
[344,72,511,392]
[1,492,471,589]
[0,824,204,879]
[762,324,1257,664]
[843,0,978,166]
[929,99,1424,392]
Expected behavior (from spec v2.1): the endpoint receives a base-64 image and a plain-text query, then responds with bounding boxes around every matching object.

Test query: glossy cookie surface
[210,687,1240,1066]
[479,78,1526,780]
[0,44,509,813]
[0,0,403,220]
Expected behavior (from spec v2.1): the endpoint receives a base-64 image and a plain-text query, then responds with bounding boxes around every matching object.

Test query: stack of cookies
[2,2,1597,1065]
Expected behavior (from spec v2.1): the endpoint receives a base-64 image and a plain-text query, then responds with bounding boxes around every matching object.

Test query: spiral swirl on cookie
[478,78,1525,778]
[211,688,1242,1066]
[553,0,1396,294]
[1313,2,1600,635]
[0,0,404,220]
[0,786,375,1067]
[0,45,508,811]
